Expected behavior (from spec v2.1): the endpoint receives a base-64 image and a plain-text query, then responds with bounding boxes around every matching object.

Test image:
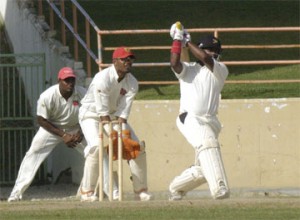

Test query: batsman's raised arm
[170,21,221,73]
[169,22,184,73]
[186,41,215,72]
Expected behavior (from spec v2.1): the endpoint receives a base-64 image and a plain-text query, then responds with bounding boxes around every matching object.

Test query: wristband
[171,40,182,54]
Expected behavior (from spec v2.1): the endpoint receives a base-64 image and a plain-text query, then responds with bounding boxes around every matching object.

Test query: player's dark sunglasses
[119,56,135,63]
[63,77,76,83]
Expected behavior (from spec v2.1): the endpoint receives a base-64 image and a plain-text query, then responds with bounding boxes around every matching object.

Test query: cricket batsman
[168,21,230,200]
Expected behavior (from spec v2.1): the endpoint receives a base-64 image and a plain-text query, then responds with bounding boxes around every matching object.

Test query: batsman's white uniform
[169,59,230,199]
[79,65,148,196]
[8,84,87,200]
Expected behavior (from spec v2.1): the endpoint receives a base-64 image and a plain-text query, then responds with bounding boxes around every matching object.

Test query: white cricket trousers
[176,114,221,148]
[9,126,85,198]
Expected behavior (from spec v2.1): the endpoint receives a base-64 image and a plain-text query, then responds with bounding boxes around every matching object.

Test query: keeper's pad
[81,147,118,196]
[81,147,99,194]
[198,137,230,199]
[128,141,148,192]
[169,166,206,195]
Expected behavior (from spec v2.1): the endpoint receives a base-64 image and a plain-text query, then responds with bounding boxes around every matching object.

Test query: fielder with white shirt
[7,67,87,202]
[79,47,152,201]
[168,22,230,200]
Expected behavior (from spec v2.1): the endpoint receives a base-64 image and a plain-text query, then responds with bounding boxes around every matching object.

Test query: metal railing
[37,0,300,84]
[0,53,46,185]
[37,0,99,78]
[97,27,300,85]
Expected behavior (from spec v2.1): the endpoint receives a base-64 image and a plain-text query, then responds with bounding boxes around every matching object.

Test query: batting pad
[129,151,148,192]
[198,140,230,199]
[169,166,206,195]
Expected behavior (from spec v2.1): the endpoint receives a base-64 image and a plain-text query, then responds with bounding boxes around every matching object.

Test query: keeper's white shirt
[80,65,138,120]
[37,84,87,128]
[173,59,228,117]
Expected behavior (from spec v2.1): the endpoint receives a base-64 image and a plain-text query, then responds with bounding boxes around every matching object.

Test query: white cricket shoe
[169,191,184,201]
[135,191,152,201]
[7,194,22,202]
[80,192,98,202]
[103,189,119,201]
[215,186,229,199]
[113,189,119,201]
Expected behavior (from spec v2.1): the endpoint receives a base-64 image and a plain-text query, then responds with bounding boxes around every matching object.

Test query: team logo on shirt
[120,88,127,95]
[73,101,79,106]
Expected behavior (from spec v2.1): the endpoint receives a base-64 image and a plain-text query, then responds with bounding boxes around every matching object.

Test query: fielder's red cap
[58,67,76,80]
[112,47,135,59]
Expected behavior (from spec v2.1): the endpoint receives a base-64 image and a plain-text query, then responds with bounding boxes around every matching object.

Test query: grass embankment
[74,1,300,99]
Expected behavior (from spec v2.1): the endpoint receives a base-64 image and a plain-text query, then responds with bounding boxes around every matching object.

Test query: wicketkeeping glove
[121,130,140,160]
[107,129,140,161]
[170,21,184,41]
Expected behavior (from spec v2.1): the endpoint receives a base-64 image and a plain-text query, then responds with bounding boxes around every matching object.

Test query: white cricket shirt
[37,84,87,128]
[80,65,138,120]
[173,59,228,117]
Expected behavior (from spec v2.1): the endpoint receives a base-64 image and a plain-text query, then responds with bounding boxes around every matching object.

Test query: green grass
[1,198,300,220]
[136,65,300,99]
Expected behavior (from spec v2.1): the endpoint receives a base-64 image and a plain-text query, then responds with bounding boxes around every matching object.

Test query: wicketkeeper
[168,22,230,200]
[79,47,152,201]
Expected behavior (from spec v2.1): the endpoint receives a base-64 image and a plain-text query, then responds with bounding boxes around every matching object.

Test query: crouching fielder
[168,22,230,200]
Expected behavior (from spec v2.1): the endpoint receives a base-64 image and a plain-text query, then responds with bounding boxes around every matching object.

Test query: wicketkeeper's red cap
[112,47,135,59]
[58,67,76,80]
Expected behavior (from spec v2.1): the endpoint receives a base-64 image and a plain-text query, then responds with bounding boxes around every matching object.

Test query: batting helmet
[197,35,222,54]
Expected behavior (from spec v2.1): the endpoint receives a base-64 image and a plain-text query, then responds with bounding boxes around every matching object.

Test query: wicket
[99,120,123,201]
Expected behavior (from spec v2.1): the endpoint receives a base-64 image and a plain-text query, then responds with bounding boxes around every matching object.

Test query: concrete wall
[48,98,300,192]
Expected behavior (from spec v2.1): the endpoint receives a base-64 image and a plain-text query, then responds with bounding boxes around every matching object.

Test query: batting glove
[183,30,191,47]
[170,21,184,41]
